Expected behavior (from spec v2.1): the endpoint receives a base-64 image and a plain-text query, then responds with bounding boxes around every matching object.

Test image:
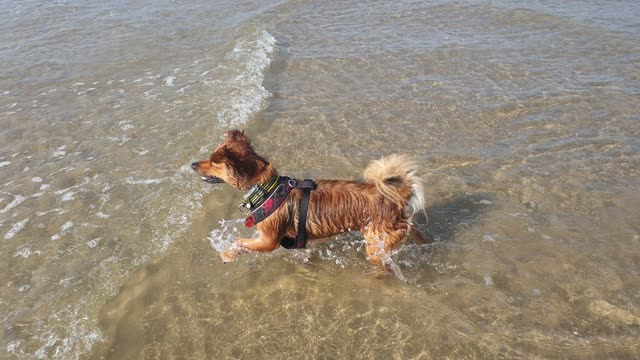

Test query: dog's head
[191,130,275,190]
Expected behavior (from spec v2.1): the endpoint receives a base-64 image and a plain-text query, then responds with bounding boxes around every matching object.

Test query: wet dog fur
[191,130,428,270]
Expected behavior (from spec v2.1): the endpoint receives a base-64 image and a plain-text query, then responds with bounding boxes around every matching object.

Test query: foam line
[4,217,29,240]
[216,30,276,127]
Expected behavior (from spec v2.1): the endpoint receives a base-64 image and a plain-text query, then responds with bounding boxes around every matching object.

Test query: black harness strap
[280,179,315,249]
[295,179,315,248]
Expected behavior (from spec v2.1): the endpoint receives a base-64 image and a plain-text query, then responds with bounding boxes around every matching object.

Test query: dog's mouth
[201,175,225,184]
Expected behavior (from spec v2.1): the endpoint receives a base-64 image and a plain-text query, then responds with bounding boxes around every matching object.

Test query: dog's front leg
[220,234,280,263]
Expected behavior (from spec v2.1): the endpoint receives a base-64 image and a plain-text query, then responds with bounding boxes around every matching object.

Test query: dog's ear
[222,147,260,189]
[223,130,248,143]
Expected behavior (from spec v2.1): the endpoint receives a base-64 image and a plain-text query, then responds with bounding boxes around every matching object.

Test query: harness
[241,176,315,248]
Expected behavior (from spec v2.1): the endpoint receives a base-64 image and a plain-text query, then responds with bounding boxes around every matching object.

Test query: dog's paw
[219,251,237,263]
[220,244,243,263]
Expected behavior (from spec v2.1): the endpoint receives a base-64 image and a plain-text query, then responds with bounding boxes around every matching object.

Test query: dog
[191,130,428,270]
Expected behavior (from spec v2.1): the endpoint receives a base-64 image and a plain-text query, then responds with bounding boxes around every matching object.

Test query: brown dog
[192,130,427,269]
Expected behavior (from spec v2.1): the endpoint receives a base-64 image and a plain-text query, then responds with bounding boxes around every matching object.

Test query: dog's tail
[363,154,425,217]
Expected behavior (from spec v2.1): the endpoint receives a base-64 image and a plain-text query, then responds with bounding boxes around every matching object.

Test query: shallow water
[1,0,639,358]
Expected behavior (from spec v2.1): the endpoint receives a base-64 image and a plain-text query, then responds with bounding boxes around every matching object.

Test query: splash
[206,219,431,281]
[207,218,250,253]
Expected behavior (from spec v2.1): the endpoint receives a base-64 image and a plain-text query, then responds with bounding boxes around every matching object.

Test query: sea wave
[215,30,276,128]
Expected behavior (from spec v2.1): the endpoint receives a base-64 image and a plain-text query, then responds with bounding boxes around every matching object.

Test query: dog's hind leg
[363,227,407,270]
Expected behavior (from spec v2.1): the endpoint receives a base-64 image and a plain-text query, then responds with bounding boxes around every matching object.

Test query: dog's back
[277,155,425,266]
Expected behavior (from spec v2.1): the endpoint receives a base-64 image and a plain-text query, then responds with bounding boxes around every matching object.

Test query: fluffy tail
[363,154,425,216]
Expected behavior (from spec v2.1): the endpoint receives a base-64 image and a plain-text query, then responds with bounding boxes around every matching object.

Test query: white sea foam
[60,221,74,232]
[143,88,158,99]
[0,194,25,214]
[52,177,90,196]
[60,191,75,202]
[118,121,134,131]
[133,148,149,155]
[176,85,190,94]
[86,238,101,248]
[6,340,23,356]
[0,161,11,167]
[39,88,57,96]
[34,303,104,360]
[132,255,150,266]
[164,75,176,86]
[124,177,165,185]
[484,274,494,286]
[216,30,276,127]
[106,135,130,144]
[14,247,33,258]
[51,221,73,240]
[4,217,29,240]
[59,276,75,288]
[482,234,496,242]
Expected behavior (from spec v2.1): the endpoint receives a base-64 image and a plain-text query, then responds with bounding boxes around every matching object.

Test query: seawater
[1,0,639,358]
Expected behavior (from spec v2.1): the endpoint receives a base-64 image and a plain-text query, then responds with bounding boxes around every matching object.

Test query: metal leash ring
[238,203,251,214]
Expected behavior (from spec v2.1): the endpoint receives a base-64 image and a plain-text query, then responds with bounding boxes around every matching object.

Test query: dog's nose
[191,162,199,171]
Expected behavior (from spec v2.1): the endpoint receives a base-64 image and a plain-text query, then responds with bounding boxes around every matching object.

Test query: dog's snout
[191,162,199,171]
